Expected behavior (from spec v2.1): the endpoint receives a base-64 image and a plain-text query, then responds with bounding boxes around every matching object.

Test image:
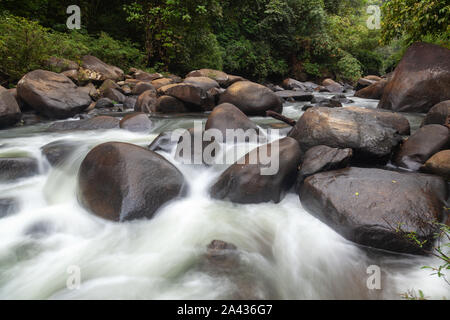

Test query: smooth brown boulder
[422,100,450,126]
[184,77,220,91]
[421,150,450,180]
[158,83,213,111]
[78,142,186,222]
[218,81,283,116]
[0,89,21,128]
[131,82,156,96]
[153,96,187,114]
[394,124,449,170]
[378,42,450,113]
[186,69,229,87]
[298,145,352,182]
[205,103,258,142]
[103,88,125,103]
[151,78,174,89]
[288,107,402,158]
[134,90,157,113]
[17,70,92,119]
[209,137,302,204]
[81,55,124,81]
[130,69,162,82]
[299,167,448,254]
[119,113,153,132]
[355,80,387,100]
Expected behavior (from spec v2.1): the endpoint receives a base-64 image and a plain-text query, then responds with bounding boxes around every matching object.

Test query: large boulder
[394,124,449,170]
[205,103,258,142]
[134,90,157,113]
[158,83,214,111]
[131,82,156,96]
[17,70,92,119]
[184,77,220,91]
[378,42,450,113]
[0,89,21,128]
[298,145,352,183]
[209,137,302,204]
[218,81,283,116]
[421,150,450,180]
[186,69,229,87]
[422,100,450,126]
[153,96,187,114]
[151,78,175,90]
[354,79,387,100]
[119,113,153,132]
[81,55,124,81]
[288,107,402,159]
[78,142,186,222]
[300,167,448,254]
[0,157,39,182]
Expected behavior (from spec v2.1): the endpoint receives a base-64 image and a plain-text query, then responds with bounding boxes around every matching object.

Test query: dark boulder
[17,70,92,119]
[210,137,302,204]
[282,78,312,91]
[149,132,175,153]
[41,140,82,166]
[355,80,387,100]
[422,100,450,126]
[81,55,124,81]
[299,167,448,254]
[184,77,220,91]
[421,150,450,180]
[119,113,153,132]
[130,69,162,82]
[274,90,313,102]
[158,83,214,111]
[153,96,187,114]
[123,96,138,110]
[218,81,283,116]
[0,157,39,182]
[298,145,352,182]
[98,79,122,95]
[95,98,115,109]
[288,107,402,158]
[205,103,258,142]
[134,90,157,113]
[394,124,449,170]
[103,88,125,104]
[378,42,450,113]
[131,82,156,96]
[78,142,187,222]
[48,116,120,131]
[0,89,21,128]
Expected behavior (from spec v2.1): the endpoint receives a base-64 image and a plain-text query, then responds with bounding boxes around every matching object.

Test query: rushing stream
[0,93,448,300]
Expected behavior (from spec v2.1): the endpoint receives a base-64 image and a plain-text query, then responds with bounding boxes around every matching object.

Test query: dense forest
[0,0,448,86]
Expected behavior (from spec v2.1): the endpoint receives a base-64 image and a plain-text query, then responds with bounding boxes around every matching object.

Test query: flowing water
[0,94,448,300]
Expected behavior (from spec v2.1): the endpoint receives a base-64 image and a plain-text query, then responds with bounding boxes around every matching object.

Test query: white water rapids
[0,95,448,300]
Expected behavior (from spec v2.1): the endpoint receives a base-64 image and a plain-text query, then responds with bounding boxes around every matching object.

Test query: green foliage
[0,14,146,83]
[381,0,450,45]
[335,52,363,83]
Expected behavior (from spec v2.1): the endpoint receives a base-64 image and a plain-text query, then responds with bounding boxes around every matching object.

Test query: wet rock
[17,70,92,119]
[394,125,449,170]
[123,96,138,110]
[288,107,402,159]
[274,90,313,102]
[95,98,115,109]
[330,94,354,104]
[205,103,258,142]
[131,82,156,96]
[298,145,352,182]
[421,150,450,180]
[119,113,153,132]
[98,79,122,95]
[0,198,20,218]
[78,142,187,222]
[355,80,387,100]
[322,79,344,93]
[149,132,175,153]
[134,90,157,113]
[130,69,162,82]
[41,140,82,166]
[48,116,120,131]
[158,83,214,111]
[378,42,450,113]
[0,89,21,128]
[81,55,124,81]
[205,240,239,270]
[153,96,187,114]
[151,78,174,90]
[223,74,245,88]
[0,157,39,182]
[218,81,283,116]
[184,77,220,91]
[186,69,229,87]
[6,88,30,112]
[282,78,312,91]
[103,88,125,104]
[210,137,302,204]
[299,167,448,254]
[422,100,450,126]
